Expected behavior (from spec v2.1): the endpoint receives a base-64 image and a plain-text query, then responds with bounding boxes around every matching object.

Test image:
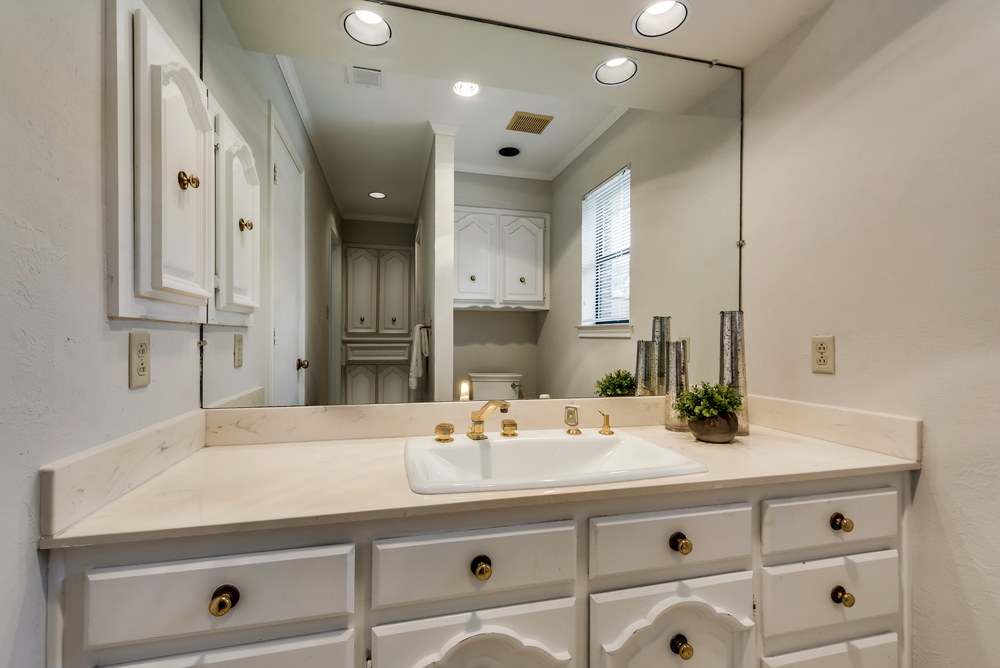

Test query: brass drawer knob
[471,554,492,581]
[470,275,476,282]
[831,585,856,607]
[360,316,364,322]
[519,276,526,283]
[297,359,309,370]
[392,317,397,323]
[830,512,854,532]
[209,584,240,617]
[435,423,455,443]
[670,634,694,660]
[239,218,253,231]
[669,531,693,555]
[178,171,200,190]
[501,419,518,437]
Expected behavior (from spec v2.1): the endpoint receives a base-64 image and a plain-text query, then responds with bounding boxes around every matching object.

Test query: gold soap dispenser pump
[598,410,614,435]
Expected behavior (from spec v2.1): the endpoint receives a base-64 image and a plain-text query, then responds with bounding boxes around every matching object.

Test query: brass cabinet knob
[239,218,253,231]
[470,275,476,282]
[669,531,693,555]
[670,634,694,660]
[471,555,492,581]
[435,423,455,443]
[519,276,526,283]
[209,585,240,617]
[392,317,396,323]
[830,512,855,532]
[297,359,309,370]
[360,316,365,322]
[501,419,518,437]
[831,585,856,607]
[178,171,200,190]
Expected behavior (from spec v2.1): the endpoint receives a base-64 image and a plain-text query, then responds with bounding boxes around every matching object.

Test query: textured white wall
[743,0,1000,664]
[0,1,201,666]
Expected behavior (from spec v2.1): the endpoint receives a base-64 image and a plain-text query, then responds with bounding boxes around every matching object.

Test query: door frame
[267,102,306,406]
[328,220,343,404]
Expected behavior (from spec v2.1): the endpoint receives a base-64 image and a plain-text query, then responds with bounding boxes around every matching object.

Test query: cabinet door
[134,9,214,304]
[762,633,898,668]
[500,215,545,305]
[377,365,409,404]
[346,248,378,334]
[378,250,411,334]
[454,212,497,305]
[373,597,575,668]
[345,365,377,405]
[105,630,353,667]
[590,571,755,668]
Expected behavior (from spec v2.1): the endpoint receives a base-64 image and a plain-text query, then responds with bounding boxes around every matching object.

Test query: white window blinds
[581,166,631,326]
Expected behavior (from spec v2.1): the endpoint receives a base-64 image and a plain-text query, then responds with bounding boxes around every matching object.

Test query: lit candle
[460,381,470,401]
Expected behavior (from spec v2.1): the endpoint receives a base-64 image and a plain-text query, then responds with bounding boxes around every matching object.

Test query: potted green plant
[594,369,637,397]
[672,382,743,443]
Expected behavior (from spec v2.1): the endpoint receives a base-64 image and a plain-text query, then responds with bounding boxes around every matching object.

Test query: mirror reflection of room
[200,0,741,408]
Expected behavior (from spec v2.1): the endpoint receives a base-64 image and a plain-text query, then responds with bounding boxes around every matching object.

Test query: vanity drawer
[85,544,354,649]
[372,521,576,609]
[762,489,897,556]
[762,550,899,637]
[589,503,751,577]
[106,630,354,667]
[762,632,898,668]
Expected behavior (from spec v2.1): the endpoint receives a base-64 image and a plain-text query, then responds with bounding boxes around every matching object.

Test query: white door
[377,365,409,404]
[378,250,411,335]
[271,114,306,406]
[345,365,377,405]
[500,215,545,305]
[346,248,378,335]
[454,212,497,305]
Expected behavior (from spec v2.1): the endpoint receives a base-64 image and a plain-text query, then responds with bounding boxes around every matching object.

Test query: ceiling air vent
[506,111,554,135]
[349,66,383,88]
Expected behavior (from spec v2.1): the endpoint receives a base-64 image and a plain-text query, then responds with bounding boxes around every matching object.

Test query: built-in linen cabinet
[346,247,378,335]
[345,246,412,335]
[454,206,549,310]
[378,250,411,334]
[344,364,409,405]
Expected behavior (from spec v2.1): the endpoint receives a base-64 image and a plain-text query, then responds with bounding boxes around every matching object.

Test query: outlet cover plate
[129,332,151,388]
[234,334,244,368]
[812,335,835,374]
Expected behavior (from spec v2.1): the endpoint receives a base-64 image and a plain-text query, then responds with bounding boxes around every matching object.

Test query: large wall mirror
[200,0,741,408]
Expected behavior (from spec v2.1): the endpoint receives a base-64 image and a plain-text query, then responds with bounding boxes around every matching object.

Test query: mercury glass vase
[664,340,690,432]
[651,316,671,395]
[719,310,750,436]
[635,341,655,396]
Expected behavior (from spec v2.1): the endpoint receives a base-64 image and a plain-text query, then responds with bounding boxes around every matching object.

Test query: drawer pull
[669,531,693,555]
[238,218,253,231]
[177,171,200,190]
[471,555,493,581]
[470,275,477,282]
[209,585,241,617]
[670,634,694,660]
[830,512,855,532]
[831,585,856,608]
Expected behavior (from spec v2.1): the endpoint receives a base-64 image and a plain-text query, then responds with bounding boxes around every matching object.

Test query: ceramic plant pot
[688,412,739,444]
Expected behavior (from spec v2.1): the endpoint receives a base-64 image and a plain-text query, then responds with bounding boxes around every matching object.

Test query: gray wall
[342,219,415,247]
[539,90,742,399]
[743,0,1000,663]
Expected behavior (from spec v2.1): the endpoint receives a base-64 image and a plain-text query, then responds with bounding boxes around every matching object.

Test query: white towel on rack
[409,325,427,389]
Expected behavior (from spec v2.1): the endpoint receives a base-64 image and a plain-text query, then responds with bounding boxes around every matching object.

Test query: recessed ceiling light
[453,81,480,97]
[343,9,391,46]
[593,57,639,86]
[633,1,688,37]
[368,192,386,199]
[498,147,520,157]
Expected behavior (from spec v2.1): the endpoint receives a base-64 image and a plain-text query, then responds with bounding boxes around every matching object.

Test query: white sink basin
[404,428,707,494]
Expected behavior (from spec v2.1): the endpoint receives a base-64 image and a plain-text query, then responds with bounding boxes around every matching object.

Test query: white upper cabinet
[454,206,549,310]
[134,8,213,304]
[209,97,260,325]
[500,215,546,306]
[346,248,378,334]
[378,250,411,335]
[454,212,497,305]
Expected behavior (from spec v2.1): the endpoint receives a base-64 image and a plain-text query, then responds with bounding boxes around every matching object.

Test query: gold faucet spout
[467,400,511,440]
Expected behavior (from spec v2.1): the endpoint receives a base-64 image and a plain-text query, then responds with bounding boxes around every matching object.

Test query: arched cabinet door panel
[373,597,576,668]
[345,365,377,405]
[346,248,378,334]
[500,215,545,305]
[590,571,755,668]
[454,212,497,305]
[134,9,214,304]
[379,250,411,335]
[377,365,409,404]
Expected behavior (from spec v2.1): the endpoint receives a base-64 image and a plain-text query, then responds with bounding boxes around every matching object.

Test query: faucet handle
[598,410,614,435]
[501,419,518,437]
[434,423,455,443]
[565,405,582,435]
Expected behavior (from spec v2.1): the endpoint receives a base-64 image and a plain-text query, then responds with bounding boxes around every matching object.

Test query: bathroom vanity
[40,397,920,668]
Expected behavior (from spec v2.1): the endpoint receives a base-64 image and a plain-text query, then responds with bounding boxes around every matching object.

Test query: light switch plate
[129,332,151,388]
[234,334,244,368]
[812,335,835,374]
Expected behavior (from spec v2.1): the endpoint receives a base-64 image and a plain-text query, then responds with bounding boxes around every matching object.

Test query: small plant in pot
[672,382,743,443]
[594,369,637,397]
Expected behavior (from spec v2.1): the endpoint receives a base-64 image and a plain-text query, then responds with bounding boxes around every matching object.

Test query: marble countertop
[40,425,919,549]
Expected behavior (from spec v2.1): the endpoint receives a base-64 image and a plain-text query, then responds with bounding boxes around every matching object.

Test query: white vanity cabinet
[454,206,549,310]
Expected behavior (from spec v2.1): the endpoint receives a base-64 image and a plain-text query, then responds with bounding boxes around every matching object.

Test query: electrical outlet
[129,332,151,388]
[678,336,691,363]
[812,335,835,374]
[234,334,244,368]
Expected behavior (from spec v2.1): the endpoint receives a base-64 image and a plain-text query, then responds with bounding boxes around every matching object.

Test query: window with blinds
[581,166,631,326]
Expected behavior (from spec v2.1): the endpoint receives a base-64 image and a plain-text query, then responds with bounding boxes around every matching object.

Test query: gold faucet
[467,400,510,440]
